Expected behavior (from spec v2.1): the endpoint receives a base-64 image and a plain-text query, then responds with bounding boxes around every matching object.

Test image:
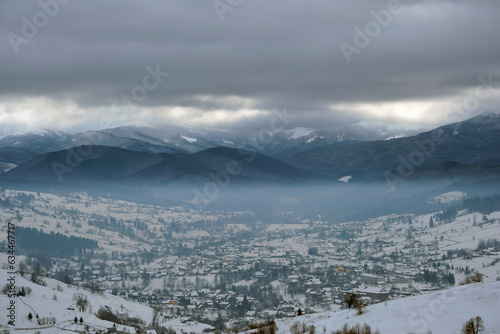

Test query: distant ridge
[1,145,310,185]
[1,113,500,185]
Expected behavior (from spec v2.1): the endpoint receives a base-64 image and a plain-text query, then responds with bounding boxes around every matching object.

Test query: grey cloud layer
[1,0,500,130]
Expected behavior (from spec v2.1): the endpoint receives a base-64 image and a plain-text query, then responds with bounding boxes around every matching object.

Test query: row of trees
[476,238,500,251]
[17,227,98,257]
[462,194,500,215]
[433,206,458,224]
[429,192,500,228]
[421,269,455,285]
[460,273,483,285]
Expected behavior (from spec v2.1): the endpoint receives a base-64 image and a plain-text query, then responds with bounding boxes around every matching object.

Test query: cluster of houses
[41,229,466,327]
[2,189,499,332]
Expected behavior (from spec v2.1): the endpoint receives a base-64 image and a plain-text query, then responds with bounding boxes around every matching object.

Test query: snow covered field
[277,281,500,334]
[0,269,154,333]
[0,189,231,254]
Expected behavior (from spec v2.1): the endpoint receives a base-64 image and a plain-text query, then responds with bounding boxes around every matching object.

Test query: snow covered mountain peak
[122,120,159,129]
[283,127,316,139]
[0,126,68,139]
[356,120,428,132]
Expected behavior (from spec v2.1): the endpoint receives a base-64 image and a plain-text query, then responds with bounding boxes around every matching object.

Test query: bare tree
[18,263,27,277]
[355,297,366,315]
[461,316,484,334]
[344,292,359,309]
[472,273,483,283]
[461,273,483,285]
[73,293,88,312]
[461,275,472,285]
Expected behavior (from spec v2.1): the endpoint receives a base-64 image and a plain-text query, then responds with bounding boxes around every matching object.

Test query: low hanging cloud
[1,0,500,132]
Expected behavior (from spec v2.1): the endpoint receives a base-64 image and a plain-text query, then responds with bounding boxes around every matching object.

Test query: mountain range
[1,112,499,186]
[0,120,422,164]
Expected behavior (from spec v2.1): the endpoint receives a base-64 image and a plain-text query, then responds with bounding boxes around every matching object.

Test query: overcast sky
[1,0,500,132]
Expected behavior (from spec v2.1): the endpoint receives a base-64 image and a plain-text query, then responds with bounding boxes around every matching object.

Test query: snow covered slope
[0,269,154,334]
[276,281,500,334]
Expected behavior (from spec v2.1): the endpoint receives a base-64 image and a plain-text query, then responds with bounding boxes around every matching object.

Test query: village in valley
[1,188,500,333]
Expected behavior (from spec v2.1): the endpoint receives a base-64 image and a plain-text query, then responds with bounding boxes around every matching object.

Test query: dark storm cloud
[1,0,500,130]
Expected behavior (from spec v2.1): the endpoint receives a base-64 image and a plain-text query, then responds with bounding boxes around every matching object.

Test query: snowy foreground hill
[276,281,500,334]
[0,269,154,334]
